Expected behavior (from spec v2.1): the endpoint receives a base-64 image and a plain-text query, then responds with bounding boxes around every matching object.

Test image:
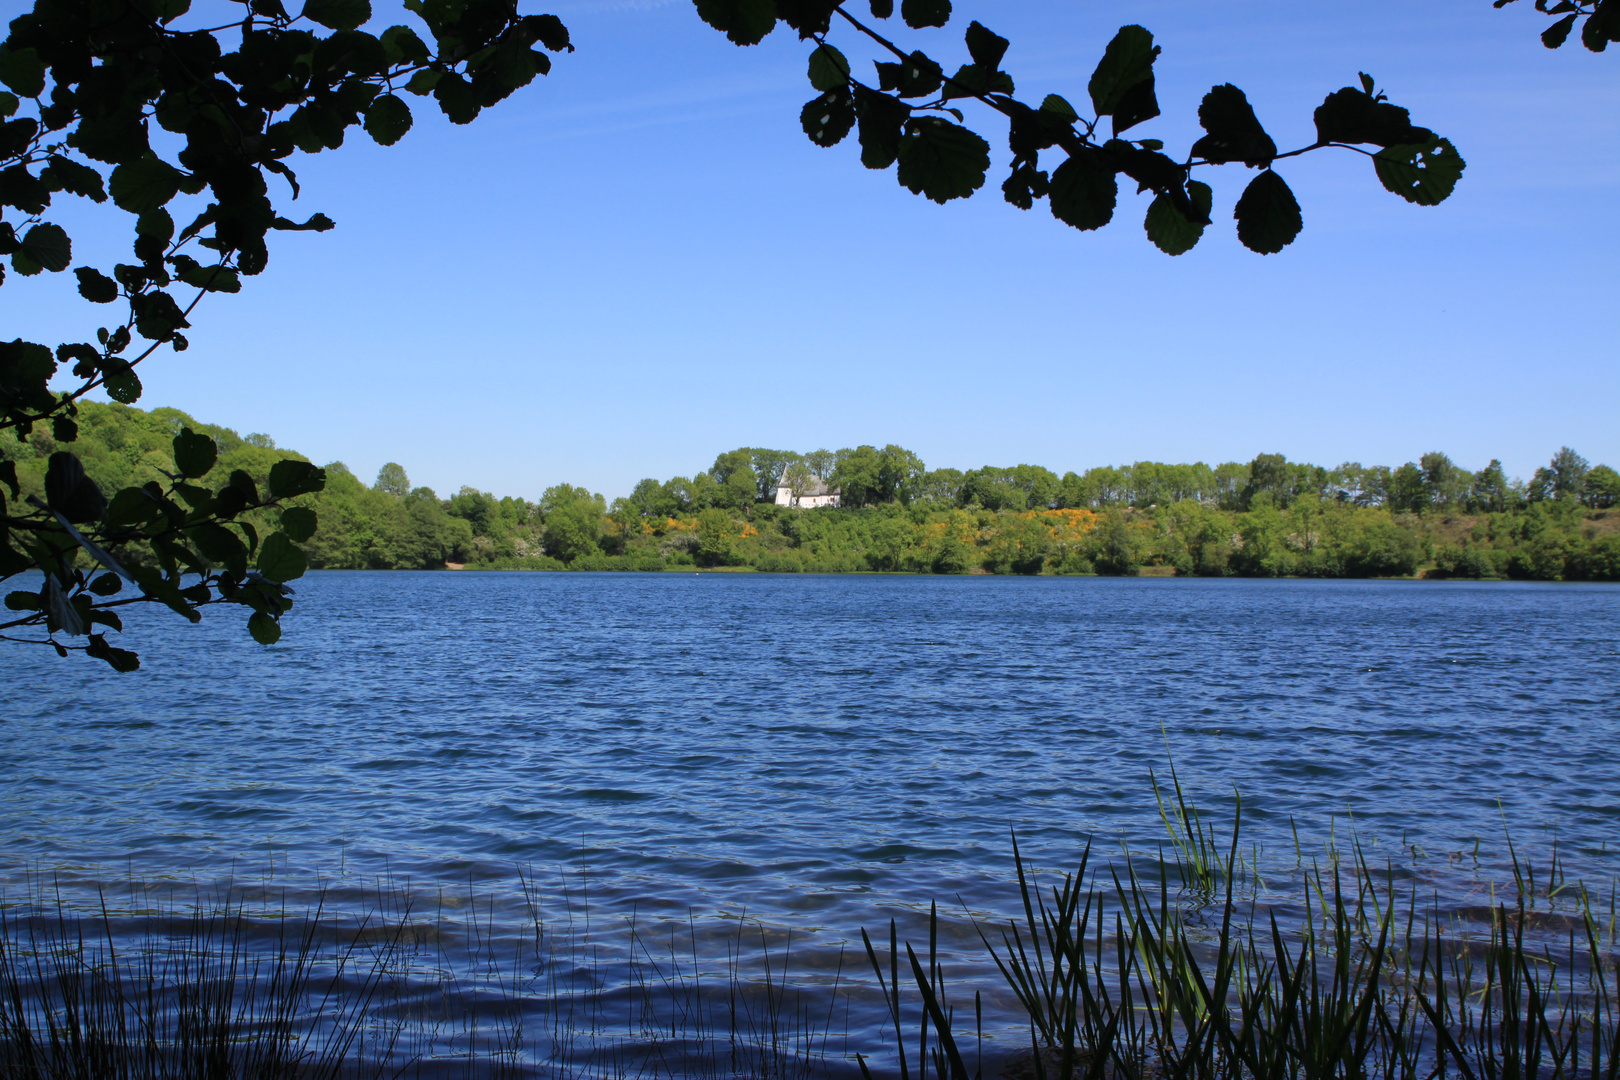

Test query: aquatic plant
[2,805,1616,1080]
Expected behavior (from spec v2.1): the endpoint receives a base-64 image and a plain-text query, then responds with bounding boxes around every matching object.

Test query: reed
[868,806,1620,1080]
[0,872,857,1080]
[2,799,1614,1080]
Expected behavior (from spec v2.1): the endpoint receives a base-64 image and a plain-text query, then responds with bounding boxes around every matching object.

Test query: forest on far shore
[5,404,1617,581]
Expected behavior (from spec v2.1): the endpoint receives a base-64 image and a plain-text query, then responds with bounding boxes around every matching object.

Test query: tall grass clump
[0,872,856,1080]
[863,805,1620,1080]
[0,884,410,1080]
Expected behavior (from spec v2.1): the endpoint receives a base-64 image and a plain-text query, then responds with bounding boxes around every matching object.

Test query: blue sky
[12,0,1618,500]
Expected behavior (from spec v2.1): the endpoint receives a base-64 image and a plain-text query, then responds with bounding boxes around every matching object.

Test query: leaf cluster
[1,420,328,666]
[1494,0,1620,51]
[1,0,572,665]
[703,1,1466,255]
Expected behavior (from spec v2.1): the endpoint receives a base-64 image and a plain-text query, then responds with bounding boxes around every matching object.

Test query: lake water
[4,573,1618,1070]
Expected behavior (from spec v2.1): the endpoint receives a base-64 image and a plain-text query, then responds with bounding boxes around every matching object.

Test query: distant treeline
[5,406,1617,581]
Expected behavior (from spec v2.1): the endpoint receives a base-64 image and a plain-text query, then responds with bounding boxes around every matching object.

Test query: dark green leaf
[693,0,777,45]
[1373,137,1465,205]
[270,213,336,232]
[302,0,370,31]
[493,41,540,88]
[103,369,142,404]
[86,633,141,672]
[41,156,107,202]
[172,427,217,478]
[0,117,32,160]
[268,459,326,498]
[46,451,107,523]
[0,46,45,98]
[173,482,215,512]
[433,73,480,124]
[964,21,1008,72]
[1112,145,1183,195]
[1581,3,1619,50]
[895,51,942,98]
[1313,88,1432,147]
[800,88,855,147]
[1088,25,1159,134]
[896,116,989,203]
[248,611,282,644]
[776,0,838,37]
[1145,179,1212,255]
[1000,162,1048,210]
[1542,12,1578,47]
[57,343,99,380]
[1191,84,1276,166]
[854,86,910,170]
[527,14,572,51]
[280,506,318,542]
[900,0,949,29]
[5,590,40,610]
[177,264,240,293]
[256,531,307,582]
[53,415,77,443]
[808,44,850,91]
[380,24,430,63]
[20,223,70,272]
[108,154,183,215]
[405,69,441,96]
[365,93,413,145]
[1234,169,1302,254]
[106,486,160,527]
[88,609,123,632]
[90,572,123,596]
[941,63,986,102]
[1,164,50,216]
[1110,76,1158,136]
[1040,94,1078,122]
[136,208,174,239]
[869,0,893,17]
[1048,150,1117,231]
[229,469,260,503]
[188,523,247,573]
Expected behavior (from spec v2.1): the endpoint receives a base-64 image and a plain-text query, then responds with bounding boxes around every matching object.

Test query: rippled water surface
[6,572,1618,922]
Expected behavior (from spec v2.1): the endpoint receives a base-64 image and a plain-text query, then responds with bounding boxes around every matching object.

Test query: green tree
[374,462,410,498]
[694,507,742,566]
[1241,453,1298,509]
[1469,459,1511,512]
[748,448,796,501]
[707,450,758,510]
[1093,509,1141,575]
[1582,464,1620,509]
[803,448,836,480]
[542,501,601,563]
[1419,451,1467,508]
[915,467,964,505]
[1388,463,1428,513]
[1550,446,1591,499]
[448,486,503,537]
